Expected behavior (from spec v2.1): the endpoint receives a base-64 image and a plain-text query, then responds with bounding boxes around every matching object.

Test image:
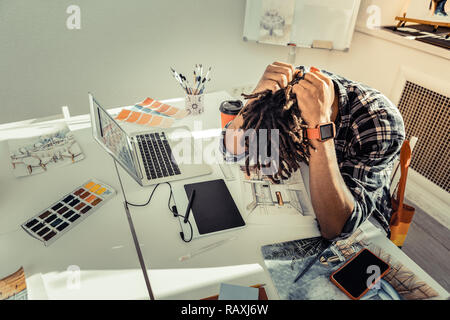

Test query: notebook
[218,283,259,300]
[184,179,245,235]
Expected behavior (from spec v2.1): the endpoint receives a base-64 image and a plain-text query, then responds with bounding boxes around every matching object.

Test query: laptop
[89,93,212,186]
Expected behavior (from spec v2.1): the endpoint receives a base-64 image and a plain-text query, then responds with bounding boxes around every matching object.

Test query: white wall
[291,0,450,104]
[0,0,290,124]
[1,0,449,124]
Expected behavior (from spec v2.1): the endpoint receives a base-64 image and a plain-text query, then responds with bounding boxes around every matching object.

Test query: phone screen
[331,249,390,299]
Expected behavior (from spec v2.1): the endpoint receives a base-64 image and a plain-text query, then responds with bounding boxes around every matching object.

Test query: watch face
[320,124,334,140]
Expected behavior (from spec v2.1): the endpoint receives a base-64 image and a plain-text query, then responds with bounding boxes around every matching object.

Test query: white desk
[0,118,149,299]
[0,91,448,300]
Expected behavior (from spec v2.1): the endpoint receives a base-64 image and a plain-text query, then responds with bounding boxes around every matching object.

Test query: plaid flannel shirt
[221,68,405,238]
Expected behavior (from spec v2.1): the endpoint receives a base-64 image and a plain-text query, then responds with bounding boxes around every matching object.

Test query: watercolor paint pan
[21,179,116,246]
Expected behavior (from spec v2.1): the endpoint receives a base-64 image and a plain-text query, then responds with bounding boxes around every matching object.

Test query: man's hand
[230,62,295,130]
[292,68,335,128]
[231,61,296,130]
[252,61,296,93]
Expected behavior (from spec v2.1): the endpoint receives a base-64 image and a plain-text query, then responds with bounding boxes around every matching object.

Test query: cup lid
[219,100,243,115]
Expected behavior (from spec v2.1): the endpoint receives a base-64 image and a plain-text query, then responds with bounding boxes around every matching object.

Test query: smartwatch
[305,122,336,142]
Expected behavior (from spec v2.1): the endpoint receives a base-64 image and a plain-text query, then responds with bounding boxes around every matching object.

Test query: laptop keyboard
[136,132,181,180]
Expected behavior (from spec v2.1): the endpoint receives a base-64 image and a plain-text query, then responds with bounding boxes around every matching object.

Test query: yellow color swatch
[84,182,95,189]
[90,184,101,193]
[96,187,106,195]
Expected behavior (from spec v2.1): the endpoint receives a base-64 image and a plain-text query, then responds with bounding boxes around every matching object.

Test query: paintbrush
[204,66,211,82]
[198,67,211,94]
[179,73,193,95]
[199,78,211,94]
[194,77,206,94]
[170,67,189,94]
[193,69,197,87]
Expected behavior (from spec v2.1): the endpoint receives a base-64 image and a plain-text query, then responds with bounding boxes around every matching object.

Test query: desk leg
[123,201,155,300]
[113,158,155,300]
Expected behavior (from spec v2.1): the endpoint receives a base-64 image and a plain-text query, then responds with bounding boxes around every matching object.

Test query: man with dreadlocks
[222,62,405,240]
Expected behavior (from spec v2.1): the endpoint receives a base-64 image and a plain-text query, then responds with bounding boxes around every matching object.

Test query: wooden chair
[389,139,415,247]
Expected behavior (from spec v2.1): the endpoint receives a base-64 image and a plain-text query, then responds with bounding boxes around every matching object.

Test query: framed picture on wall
[405,0,449,22]
[243,0,361,51]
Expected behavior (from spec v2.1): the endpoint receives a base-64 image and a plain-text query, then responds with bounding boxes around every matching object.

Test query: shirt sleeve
[338,105,405,238]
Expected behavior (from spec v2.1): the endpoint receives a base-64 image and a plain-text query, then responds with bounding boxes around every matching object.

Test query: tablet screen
[184,179,245,234]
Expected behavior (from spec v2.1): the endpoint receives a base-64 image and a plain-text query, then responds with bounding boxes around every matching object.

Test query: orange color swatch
[137,98,154,107]
[150,101,162,109]
[164,107,178,116]
[173,110,189,119]
[137,113,152,125]
[86,194,97,203]
[126,111,142,123]
[148,116,163,126]
[115,109,132,121]
[156,104,170,113]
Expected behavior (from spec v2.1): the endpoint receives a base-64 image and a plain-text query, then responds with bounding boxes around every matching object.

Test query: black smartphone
[330,248,390,300]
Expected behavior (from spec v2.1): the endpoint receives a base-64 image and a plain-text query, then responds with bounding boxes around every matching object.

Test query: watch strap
[306,127,320,140]
[305,122,336,141]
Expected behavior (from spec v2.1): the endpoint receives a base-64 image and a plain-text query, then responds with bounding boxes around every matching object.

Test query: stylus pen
[293,242,331,283]
[184,189,196,223]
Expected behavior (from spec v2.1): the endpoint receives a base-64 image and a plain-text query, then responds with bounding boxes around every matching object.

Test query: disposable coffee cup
[219,100,243,128]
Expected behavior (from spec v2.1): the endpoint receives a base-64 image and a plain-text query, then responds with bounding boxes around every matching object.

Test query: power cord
[113,159,193,243]
[126,182,193,242]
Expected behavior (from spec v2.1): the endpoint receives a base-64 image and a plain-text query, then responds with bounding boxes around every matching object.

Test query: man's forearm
[308,139,355,239]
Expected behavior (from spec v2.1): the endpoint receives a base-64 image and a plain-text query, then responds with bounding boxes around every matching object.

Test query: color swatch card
[21,179,116,246]
[115,97,189,128]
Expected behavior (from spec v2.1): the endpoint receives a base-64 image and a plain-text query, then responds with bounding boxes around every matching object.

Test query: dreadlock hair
[240,68,313,184]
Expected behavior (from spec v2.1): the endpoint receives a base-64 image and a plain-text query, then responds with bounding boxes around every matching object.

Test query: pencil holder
[185,94,204,115]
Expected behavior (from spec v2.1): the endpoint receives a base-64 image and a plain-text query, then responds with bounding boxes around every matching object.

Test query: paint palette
[21,179,116,246]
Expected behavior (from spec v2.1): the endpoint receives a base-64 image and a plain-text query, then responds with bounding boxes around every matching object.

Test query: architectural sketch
[239,166,316,226]
[262,228,440,300]
[258,0,295,45]
[8,123,84,177]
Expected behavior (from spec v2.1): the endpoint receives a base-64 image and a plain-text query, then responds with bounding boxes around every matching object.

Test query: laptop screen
[89,94,139,181]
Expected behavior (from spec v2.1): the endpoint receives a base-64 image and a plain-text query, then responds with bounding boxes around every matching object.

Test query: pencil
[293,242,331,283]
